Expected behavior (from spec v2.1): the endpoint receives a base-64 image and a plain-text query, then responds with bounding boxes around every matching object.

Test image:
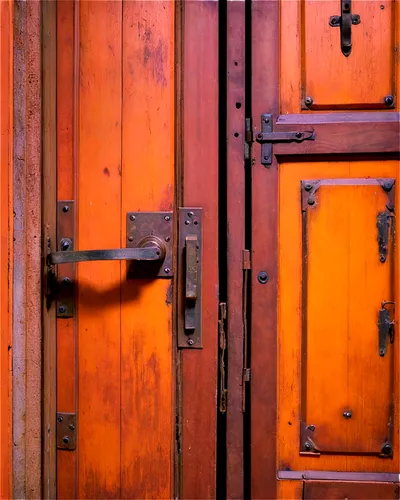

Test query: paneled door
[42,2,219,499]
[249,0,400,498]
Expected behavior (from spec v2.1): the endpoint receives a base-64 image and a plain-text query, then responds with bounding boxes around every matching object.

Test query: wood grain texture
[77,2,122,497]
[182,2,219,498]
[250,1,279,498]
[0,2,11,498]
[226,1,245,498]
[121,2,174,498]
[277,479,303,500]
[304,481,399,499]
[13,1,42,497]
[56,1,77,497]
[278,160,398,473]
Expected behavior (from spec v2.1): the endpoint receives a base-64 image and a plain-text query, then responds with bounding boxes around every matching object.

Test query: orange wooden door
[250,0,400,498]
[42,2,219,499]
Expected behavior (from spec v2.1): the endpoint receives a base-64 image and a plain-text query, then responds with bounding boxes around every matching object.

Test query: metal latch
[329,0,360,57]
[378,301,395,357]
[57,412,76,450]
[47,206,173,318]
[247,114,315,167]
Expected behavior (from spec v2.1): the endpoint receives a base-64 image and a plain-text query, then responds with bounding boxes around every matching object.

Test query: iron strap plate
[57,412,76,450]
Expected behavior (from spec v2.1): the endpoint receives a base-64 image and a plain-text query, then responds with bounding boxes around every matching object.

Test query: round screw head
[63,277,71,284]
[188,212,194,217]
[60,238,71,251]
[263,155,270,161]
[383,181,393,192]
[187,339,194,346]
[384,95,394,106]
[380,348,385,356]
[257,271,269,284]
[165,236,171,242]
[128,236,134,242]
[57,415,63,423]
[185,220,190,225]
[305,96,313,107]
[380,255,386,263]
[129,215,136,221]
[68,424,75,431]
[257,133,263,140]
[263,117,269,123]
[62,436,69,444]
[62,205,69,213]
[59,306,66,314]
[295,132,303,139]
[304,183,313,192]
[164,215,171,222]
[343,410,352,419]
[164,268,171,274]
[304,441,312,451]
[382,443,392,455]
[308,199,315,206]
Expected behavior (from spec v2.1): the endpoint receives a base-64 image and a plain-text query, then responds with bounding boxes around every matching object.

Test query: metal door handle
[49,237,165,265]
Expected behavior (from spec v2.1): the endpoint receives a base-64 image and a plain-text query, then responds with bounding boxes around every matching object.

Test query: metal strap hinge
[219,302,227,413]
[242,249,251,270]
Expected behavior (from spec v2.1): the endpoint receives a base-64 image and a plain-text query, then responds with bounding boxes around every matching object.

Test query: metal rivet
[264,155,270,161]
[60,238,71,251]
[59,306,66,314]
[305,96,313,107]
[128,236,134,242]
[165,236,171,242]
[257,271,269,284]
[308,199,315,206]
[194,220,198,225]
[380,348,385,356]
[304,441,312,451]
[304,183,313,192]
[62,436,69,444]
[296,132,303,139]
[164,215,171,222]
[383,181,393,192]
[62,205,69,213]
[188,211,194,217]
[343,410,352,419]
[263,117,269,123]
[185,220,190,225]
[257,133,263,140]
[380,255,386,263]
[384,95,394,106]
[164,268,171,274]
[129,215,136,221]
[68,424,75,431]
[380,4,384,8]
[187,339,194,345]
[63,277,71,284]
[57,415,63,423]
[382,443,392,455]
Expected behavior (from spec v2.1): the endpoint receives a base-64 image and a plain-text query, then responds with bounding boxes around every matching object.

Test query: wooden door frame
[12,0,42,498]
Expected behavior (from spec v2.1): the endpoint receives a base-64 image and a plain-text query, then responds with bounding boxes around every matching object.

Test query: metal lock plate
[57,201,75,318]
[57,412,76,450]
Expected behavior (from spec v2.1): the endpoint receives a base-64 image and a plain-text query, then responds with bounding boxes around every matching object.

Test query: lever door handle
[49,237,165,265]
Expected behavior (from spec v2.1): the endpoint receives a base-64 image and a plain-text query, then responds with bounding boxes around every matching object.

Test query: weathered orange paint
[0,1,12,498]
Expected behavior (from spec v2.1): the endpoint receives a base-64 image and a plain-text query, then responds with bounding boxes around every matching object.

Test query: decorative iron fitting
[329,0,361,57]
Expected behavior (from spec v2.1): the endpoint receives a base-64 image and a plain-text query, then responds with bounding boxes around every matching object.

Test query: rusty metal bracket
[378,301,395,357]
[256,114,315,167]
[329,0,361,57]
[56,201,75,318]
[300,421,321,456]
[178,208,203,348]
[57,412,76,450]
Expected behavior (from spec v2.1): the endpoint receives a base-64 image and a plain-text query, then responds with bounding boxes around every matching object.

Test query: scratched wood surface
[56,2,175,497]
[0,1,11,498]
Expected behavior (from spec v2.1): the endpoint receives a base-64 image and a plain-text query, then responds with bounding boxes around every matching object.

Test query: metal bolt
[164,215,171,222]
[304,441,312,451]
[129,215,136,221]
[68,424,75,431]
[295,132,303,139]
[257,271,269,284]
[307,425,316,432]
[57,415,63,423]
[343,410,352,419]
[185,220,190,225]
[382,443,392,455]
[263,155,270,161]
[380,255,386,263]
[305,96,313,107]
[59,306,66,314]
[60,238,71,251]
[263,117,269,124]
[63,277,71,284]
[331,17,337,24]
[62,436,69,445]
[380,348,385,356]
[257,133,263,140]
[382,181,393,192]
[304,183,313,192]
[164,268,171,274]
[187,339,194,346]
[384,95,394,106]
[188,212,194,217]
[128,236,134,242]
[165,236,171,242]
[308,199,315,206]
[62,205,69,213]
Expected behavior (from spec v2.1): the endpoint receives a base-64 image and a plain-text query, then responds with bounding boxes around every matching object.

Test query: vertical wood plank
[42,0,57,497]
[182,2,219,499]
[77,2,122,497]
[0,1,11,498]
[121,2,174,498]
[226,1,245,498]
[56,0,77,497]
[250,1,279,498]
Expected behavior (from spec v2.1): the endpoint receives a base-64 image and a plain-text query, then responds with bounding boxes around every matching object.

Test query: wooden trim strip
[13,1,42,497]
[226,1,246,498]
[273,113,400,156]
[278,470,400,482]
[250,0,279,498]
